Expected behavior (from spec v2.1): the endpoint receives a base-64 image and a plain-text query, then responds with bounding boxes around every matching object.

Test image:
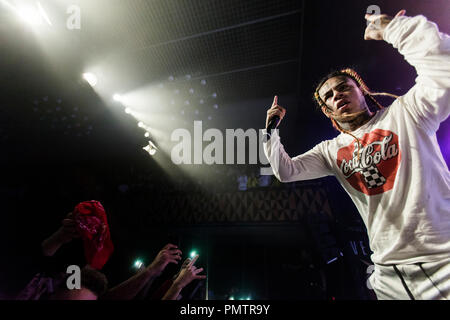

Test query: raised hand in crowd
[41,212,80,257]
[103,243,181,300]
[147,243,182,276]
[162,255,206,300]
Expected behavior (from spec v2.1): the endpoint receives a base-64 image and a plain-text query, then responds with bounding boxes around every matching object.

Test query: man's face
[318,76,367,116]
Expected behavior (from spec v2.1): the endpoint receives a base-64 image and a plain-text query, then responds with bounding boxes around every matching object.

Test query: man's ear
[321,106,331,118]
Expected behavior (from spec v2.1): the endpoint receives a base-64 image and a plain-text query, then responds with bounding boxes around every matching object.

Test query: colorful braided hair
[313,68,399,159]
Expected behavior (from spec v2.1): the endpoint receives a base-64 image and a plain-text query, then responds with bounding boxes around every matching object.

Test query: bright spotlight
[17,4,42,26]
[190,250,198,258]
[144,132,150,138]
[82,73,98,87]
[113,94,123,102]
[138,122,145,128]
[37,2,52,26]
[143,140,157,156]
[124,108,132,114]
[133,259,143,269]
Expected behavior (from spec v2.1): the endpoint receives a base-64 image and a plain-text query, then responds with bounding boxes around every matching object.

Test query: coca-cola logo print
[336,129,401,195]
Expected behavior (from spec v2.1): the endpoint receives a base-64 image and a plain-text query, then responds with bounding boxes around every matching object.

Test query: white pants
[369,258,450,300]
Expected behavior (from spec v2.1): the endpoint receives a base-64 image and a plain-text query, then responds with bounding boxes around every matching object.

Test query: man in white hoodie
[264,10,450,300]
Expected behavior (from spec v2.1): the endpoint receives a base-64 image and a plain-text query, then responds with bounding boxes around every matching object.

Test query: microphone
[265,96,281,141]
[264,116,280,141]
[267,115,280,131]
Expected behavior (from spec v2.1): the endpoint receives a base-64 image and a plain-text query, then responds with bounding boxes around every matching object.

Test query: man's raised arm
[366,10,450,132]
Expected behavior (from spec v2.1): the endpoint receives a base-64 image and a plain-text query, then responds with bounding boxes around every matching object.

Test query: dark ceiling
[1,0,448,158]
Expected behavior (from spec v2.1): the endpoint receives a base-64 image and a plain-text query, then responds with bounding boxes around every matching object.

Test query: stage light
[138,122,145,128]
[133,259,143,269]
[14,1,52,27]
[17,4,42,26]
[189,250,198,258]
[229,296,235,300]
[144,132,150,138]
[212,93,217,98]
[82,73,98,87]
[124,108,132,114]
[143,140,157,156]
[36,2,52,26]
[113,94,123,102]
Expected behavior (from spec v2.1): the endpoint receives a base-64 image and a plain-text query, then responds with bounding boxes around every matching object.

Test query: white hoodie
[264,15,450,265]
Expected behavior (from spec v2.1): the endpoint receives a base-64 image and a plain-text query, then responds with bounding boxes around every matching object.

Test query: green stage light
[190,250,198,258]
[133,259,143,269]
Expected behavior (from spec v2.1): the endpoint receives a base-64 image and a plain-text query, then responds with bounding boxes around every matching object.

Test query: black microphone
[264,115,280,141]
[267,116,280,131]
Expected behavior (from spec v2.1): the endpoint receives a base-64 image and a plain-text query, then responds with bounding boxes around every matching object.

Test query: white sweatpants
[369,258,450,300]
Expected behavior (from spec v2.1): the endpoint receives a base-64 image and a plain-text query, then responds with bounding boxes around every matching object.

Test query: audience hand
[147,243,182,276]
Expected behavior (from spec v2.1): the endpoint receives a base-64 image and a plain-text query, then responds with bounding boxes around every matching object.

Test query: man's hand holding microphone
[265,95,286,139]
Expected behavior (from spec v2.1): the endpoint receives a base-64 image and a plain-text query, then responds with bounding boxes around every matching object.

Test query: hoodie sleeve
[263,130,333,183]
[383,15,450,133]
